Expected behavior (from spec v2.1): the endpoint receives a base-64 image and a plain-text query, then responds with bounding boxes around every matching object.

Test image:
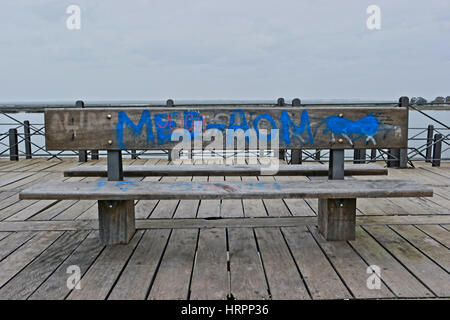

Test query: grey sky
[0,0,449,102]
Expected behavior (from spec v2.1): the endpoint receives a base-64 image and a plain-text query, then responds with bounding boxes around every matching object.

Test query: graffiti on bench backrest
[46,106,406,150]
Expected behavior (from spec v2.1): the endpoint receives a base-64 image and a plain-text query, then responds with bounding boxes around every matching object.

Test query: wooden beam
[19,180,433,201]
[63,163,388,177]
[44,106,408,150]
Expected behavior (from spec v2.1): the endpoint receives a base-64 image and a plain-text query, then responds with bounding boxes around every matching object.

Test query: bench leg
[98,200,135,245]
[318,198,356,241]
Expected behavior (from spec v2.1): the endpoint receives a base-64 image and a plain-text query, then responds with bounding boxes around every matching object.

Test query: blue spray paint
[279,110,314,145]
[116,110,154,149]
[314,113,379,145]
[253,114,277,141]
[94,181,107,191]
[115,181,135,191]
[155,112,178,145]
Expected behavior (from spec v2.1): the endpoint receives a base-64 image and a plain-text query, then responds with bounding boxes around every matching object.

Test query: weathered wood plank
[0,214,449,232]
[390,225,450,272]
[45,106,408,150]
[108,229,171,300]
[0,230,90,299]
[0,231,62,289]
[19,180,433,201]
[67,230,144,300]
[148,229,198,300]
[28,231,104,300]
[254,228,310,299]
[308,225,394,298]
[189,228,228,300]
[349,227,433,298]
[281,226,351,299]
[228,227,269,300]
[0,231,37,261]
[416,224,450,248]
[63,164,388,177]
[363,225,450,297]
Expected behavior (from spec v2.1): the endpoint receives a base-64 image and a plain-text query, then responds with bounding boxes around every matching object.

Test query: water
[1,101,448,160]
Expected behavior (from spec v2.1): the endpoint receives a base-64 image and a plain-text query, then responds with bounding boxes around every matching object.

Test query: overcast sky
[0,0,449,102]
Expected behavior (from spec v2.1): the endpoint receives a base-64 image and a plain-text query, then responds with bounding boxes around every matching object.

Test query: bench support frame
[319,149,356,240]
[98,150,136,245]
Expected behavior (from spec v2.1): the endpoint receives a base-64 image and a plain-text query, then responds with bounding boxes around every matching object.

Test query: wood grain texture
[19,180,433,201]
[44,106,407,150]
[148,229,198,300]
[63,164,388,177]
[363,225,450,297]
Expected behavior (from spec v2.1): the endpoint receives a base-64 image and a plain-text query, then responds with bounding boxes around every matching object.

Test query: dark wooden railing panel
[44,106,408,150]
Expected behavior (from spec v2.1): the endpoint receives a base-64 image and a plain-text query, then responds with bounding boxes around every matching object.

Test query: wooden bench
[63,163,388,177]
[19,97,433,245]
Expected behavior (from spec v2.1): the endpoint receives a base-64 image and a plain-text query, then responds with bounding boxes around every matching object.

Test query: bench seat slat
[19,180,432,201]
[63,164,387,177]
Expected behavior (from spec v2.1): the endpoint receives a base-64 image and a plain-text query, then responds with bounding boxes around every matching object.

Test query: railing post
[78,150,88,162]
[9,128,19,161]
[276,98,286,160]
[91,150,99,160]
[167,99,174,160]
[353,149,366,164]
[131,150,137,159]
[23,120,32,159]
[425,125,434,162]
[370,149,377,162]
[76,100,88,162]
[432,133,442,167]
[290,98,302,164]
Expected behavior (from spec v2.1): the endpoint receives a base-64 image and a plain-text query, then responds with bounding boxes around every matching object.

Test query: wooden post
[76,100,88,162]
[98,150,135,245]
[353,149,366,164]
[290,98,302,164]
[9,128,19,161]
[319,149,356,240]
[425,125,434,163]
[432,133,442,167]
[24,121,32,159]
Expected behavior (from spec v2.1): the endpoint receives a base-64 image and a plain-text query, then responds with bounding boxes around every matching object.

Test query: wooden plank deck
[0,157,449,300]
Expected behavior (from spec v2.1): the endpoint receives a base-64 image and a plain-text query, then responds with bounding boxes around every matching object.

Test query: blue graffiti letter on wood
[116,110,154,149]
[279,110,314,146]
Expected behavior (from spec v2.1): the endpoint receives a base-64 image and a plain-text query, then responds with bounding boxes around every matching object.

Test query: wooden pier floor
[0,158,449,300]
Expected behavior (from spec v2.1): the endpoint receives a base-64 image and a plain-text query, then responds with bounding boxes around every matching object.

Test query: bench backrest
[44,104,408,151]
